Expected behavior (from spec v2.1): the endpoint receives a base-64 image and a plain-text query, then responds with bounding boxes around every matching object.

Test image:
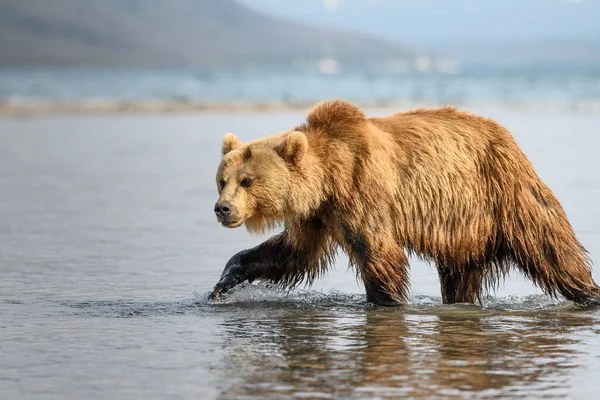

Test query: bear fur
[210,99,599,306]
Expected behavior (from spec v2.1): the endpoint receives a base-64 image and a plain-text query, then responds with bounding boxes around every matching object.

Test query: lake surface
[1,68,600,106]
[1,109,600,399]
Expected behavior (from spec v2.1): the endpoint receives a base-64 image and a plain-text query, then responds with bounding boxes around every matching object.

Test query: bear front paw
[207,259,248,302]
[208,275,240,301]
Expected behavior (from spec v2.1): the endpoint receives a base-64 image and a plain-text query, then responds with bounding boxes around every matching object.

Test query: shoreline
[2,98,600,117]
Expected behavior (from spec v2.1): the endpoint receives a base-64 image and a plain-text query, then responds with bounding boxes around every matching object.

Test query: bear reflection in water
[210,99,600,306]
[216,306,593,398]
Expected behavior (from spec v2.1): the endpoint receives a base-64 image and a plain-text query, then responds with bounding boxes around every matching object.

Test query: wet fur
[214,100,599,305]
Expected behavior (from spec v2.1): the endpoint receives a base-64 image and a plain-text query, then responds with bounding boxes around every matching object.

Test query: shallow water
[1,110,600,399]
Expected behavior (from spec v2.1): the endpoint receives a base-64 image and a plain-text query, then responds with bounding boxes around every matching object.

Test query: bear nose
[214,201,232,220]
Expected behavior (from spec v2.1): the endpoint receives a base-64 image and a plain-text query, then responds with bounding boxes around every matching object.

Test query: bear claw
[207,289,221,302]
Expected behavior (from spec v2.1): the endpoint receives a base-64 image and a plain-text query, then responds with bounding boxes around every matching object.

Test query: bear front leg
[360,245,410,306]
[209,221,334,301]
[208,233,288,300]
[208,247,259,300]
[342,225,410,305]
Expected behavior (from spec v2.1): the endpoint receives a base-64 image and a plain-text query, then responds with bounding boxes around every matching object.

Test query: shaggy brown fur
[210,99,599,306]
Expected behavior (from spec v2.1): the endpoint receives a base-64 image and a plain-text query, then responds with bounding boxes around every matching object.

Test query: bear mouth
[220,219,244,228]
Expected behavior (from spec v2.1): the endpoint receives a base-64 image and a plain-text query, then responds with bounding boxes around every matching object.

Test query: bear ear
[276,131,308,165]
[222,133,243,156]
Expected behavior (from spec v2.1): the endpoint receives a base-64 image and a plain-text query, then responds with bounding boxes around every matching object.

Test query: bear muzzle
[214,201,243,227]
[214,200,232,219]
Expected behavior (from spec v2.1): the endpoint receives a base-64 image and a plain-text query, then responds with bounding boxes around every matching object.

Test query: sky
[237,0,600,48]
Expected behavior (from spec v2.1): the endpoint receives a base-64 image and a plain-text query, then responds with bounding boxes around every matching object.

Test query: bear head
[214,131,308,232]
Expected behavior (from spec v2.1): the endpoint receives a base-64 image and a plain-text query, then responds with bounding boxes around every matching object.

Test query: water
[1,109,600,399]
[1,68,600,106]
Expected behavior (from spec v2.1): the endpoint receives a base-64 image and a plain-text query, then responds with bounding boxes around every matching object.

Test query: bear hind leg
[515,253,600,305]
[437,263,485,304]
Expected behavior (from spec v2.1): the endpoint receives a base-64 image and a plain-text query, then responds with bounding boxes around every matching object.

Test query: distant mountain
[240,0,600,72]
[240,0,600,47]
[0,0,417,68]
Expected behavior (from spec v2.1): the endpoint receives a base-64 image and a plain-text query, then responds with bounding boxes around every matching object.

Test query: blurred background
[1,0,600,113]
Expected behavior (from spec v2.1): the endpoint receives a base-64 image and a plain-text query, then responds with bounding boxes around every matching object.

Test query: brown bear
[209,99,600,306]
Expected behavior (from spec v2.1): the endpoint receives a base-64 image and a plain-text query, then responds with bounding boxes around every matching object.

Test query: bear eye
[219,179,226,190]
[240,177,253,188]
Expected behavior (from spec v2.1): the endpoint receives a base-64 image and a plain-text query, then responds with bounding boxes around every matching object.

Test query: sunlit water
[1,109,600,399]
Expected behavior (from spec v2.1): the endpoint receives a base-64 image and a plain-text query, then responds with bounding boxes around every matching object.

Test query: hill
[0,0,416,67]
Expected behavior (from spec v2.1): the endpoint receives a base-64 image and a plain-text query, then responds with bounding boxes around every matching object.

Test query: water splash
[197,283,588,313]
[196,283,367,308]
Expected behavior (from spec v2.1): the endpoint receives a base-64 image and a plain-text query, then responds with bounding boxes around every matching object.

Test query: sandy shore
[2,98,600,117]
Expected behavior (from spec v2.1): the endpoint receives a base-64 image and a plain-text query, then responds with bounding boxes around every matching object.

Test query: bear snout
[214,201,232,222]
